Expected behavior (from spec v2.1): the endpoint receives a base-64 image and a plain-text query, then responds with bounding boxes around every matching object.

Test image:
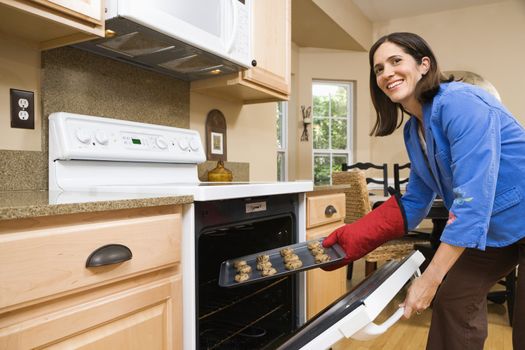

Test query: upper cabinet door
[0,0,104,49]
[34,0,103,22]
[242,0,291,95]
[190,0,290,103]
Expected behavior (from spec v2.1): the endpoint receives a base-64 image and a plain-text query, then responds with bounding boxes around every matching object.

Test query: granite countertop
[0,190,193,221]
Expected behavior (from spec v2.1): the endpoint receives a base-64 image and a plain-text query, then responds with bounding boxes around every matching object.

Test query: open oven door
[276,250,425,350]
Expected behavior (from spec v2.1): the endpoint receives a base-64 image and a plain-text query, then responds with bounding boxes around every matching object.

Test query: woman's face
[373,41,430,111]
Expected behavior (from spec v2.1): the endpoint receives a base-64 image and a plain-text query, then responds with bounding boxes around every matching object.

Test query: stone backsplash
[0,46,249,191]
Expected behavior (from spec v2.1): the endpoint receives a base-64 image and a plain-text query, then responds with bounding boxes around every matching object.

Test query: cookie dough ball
[285,260,303,270]
[261,267,277,276]
[233,260,247,269]
[315,254,331,263]
[256,261,272,271]
[235,273,250,283]
[311,247,325,256]
[256,254,270,263]
[283,253,300,263]
[280,247,294,256]
[237,264,252,274]
[307,241,322,250]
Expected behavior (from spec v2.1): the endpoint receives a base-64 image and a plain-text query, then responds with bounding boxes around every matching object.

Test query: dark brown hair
[369,32,452,136]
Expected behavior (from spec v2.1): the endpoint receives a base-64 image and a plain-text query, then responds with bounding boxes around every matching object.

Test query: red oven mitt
[322,192,407,271]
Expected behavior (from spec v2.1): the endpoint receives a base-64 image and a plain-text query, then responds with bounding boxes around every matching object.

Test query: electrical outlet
[10,88,35,129]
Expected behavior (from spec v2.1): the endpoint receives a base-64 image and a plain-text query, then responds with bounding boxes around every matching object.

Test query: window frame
[277,101,288,181]
[311,80,354,185]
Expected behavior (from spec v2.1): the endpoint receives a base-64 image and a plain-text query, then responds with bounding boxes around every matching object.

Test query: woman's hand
[401,242,465,318]
[400,274,440,318]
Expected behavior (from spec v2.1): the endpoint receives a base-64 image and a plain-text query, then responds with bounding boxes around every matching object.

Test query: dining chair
[342,162,389,196]
[393,162,411,193]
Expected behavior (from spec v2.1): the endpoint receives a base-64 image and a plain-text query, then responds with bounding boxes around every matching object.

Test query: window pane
[331,119,347,150]
[331,86,348,117]
[313,95,329,117]
[277,152,285,181]
[313,118,329,149]
[332,155,348,172]
[314,154,331,185]
[276,111,283,148]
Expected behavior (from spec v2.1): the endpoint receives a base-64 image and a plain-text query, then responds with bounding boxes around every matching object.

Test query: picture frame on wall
[205,109,227,161]
[211,132,224,155]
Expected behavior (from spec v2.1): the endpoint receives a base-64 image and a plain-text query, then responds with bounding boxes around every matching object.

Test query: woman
[323,32,525,349]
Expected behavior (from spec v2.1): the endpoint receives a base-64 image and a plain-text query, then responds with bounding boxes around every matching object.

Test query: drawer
[0,208,182,311]
[307,193,345,229]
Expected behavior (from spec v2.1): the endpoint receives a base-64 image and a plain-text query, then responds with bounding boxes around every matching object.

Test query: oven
[195,194,300,349]
[48,112,424,350]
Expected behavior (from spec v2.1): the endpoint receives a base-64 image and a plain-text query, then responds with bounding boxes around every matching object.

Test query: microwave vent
[97,32,175,57]
[159,54,229,74]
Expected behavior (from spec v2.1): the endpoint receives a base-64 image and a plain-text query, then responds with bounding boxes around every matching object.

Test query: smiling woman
[323,32,525,350]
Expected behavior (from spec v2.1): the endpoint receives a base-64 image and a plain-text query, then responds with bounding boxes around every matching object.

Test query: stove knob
[189,139,200,151]
[76,129,92,144]
[95,130,109,145]
[178,138,189,151]
[156,136,168,149]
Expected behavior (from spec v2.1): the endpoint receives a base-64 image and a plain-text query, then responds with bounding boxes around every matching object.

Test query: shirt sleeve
[401,168,436,230]
[437,91,501,250]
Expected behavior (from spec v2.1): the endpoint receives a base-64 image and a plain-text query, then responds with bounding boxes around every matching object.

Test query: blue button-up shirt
[401,82,525,249]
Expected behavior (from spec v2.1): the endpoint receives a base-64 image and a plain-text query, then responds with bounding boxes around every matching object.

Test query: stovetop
[48,112,313,202]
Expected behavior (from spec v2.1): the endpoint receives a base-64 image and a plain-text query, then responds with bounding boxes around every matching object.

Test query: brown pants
[426,237,525,350]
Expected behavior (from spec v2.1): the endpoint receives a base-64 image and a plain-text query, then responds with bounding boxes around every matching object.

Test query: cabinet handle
[325,205,337,216]
[251,59,257,67]
[86,244,133,268]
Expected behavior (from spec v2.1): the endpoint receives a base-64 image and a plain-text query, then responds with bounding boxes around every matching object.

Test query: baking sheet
[218,238,346,288]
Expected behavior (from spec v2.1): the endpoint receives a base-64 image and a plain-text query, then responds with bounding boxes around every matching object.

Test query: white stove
[48,112,312,349]
[48,112,311,200]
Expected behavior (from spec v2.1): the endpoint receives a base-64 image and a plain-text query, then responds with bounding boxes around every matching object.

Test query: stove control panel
[49,112,206,163]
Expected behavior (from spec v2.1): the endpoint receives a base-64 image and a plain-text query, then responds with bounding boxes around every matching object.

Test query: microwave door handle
[227,0,239,53]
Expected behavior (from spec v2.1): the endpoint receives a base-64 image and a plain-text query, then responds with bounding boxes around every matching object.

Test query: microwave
[75,0,252,81]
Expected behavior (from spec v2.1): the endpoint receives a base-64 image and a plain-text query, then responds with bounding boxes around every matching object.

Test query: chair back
[393,163,411,193]
[332,170,371,223]
[342,162,388,196]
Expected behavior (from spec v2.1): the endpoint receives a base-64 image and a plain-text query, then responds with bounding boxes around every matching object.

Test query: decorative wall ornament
[205,109,227,161]
[300,105,312,141]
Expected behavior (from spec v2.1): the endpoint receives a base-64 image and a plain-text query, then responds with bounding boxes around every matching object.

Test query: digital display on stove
[132,138,142,145]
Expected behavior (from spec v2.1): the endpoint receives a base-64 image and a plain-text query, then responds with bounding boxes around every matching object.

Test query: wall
[189,93,277,182]
[0,46,190,191]
[292,47,371,180]
[370,0,525,166]
[0,33,41,151]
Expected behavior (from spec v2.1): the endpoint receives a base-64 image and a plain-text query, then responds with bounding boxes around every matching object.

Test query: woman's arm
[401,243,465,318]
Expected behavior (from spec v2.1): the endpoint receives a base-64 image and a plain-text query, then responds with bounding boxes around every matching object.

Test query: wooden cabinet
[0,206,183,349]
[306,192,347,319]
[0,0,104,49]
[191,0,291,104]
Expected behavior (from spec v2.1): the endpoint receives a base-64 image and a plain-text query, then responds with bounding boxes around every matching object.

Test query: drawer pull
[86,244,133,268]
[325,205,337,216]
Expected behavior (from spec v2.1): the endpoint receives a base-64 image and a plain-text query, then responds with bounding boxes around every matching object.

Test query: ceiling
[292,0,510,50]
[352,0,509,22]
[292,0,364,51]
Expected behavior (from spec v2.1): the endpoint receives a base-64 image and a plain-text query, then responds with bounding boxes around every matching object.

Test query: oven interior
[196,195,299,350]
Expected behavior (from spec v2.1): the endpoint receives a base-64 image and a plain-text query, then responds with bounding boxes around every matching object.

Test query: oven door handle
[85,244,133,268]
[348,306,404,341]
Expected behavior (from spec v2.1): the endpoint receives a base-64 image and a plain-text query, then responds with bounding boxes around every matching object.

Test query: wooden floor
[331,258,513,350]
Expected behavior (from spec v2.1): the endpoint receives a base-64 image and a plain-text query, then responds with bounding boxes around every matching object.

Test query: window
[312,81,353,185]
[277,102,288,181]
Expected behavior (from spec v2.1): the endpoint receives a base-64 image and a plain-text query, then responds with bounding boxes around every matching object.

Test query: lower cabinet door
[306,224,346,319]
[0,274,182,350]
